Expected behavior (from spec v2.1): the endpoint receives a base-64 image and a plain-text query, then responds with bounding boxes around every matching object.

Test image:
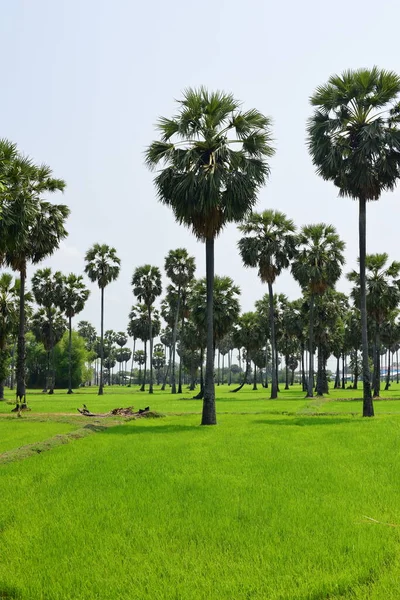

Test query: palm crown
[238,210,297,283]
[145,87,274,239]
[84,244,121,289]
[308,67,400,201]
[291,224,345,294]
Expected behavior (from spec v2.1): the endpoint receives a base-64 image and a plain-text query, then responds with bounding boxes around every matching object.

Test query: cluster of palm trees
[1,67,400,425]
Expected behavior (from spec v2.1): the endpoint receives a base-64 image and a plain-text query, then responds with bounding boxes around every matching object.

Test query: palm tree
[31,307,67,391]
[291,224,345,398]
[0,273,19,399]
[84,244,120,395]
[146,88,274,425]
[132,265,162,394]
[190,276,240,398]
[347,253,400,398]
[115,331,128,384]
[231,312,265,392]
[164,248,196,394]
[238,210,297,399]
[56,274,90,394]
[32,268,62,394]
[308,67,400,416]
[0,141,68,409]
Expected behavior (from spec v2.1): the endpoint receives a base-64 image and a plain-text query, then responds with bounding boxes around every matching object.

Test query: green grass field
[1,383,400,599]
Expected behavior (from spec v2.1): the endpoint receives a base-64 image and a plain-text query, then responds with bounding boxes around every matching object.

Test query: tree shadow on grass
[253,416,359,427]
[101,424,202,436]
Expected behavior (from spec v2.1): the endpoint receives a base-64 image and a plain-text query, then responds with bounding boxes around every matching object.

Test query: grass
[1,384,400,598]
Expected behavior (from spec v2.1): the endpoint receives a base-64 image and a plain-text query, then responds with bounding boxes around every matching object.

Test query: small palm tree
[84,244,121,395]
[164,248,196,394]
[132,265,162,393]
[56,274,90,394]
[291,224,345,398]
[31,307,67,391]
[308,67,400,416]
[146,88,274,424]
[0,141,68,409]
[238,210,297,399]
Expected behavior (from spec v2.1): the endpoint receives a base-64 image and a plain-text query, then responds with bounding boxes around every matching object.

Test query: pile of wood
[77,405,153,418]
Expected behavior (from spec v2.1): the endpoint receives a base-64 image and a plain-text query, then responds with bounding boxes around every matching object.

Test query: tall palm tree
[164,248,196,394]
[56,274,90,394]
[308,67,400,416]
[0,273,19,399]
[31,268,62,394]
[0,141,68,410]
[146,88,274,425]
[132,265,162,394]
[238,210,297,399]
[84,244,121,395]
[347,253,400,398]
[291,224,345,398]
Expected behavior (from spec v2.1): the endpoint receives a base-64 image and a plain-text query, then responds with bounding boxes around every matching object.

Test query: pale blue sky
[2,0,400,339]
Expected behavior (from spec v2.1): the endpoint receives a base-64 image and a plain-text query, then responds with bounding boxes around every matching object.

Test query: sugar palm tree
[146,88,274,425]
[347,253,400,398]
[84,244,121,395]
[31,268,62,394]
[31,307,67,391]
[291,224,345,398]
[115,331,128,384]
[164,248,195,394]
[308,67,400,416]
[132,265,162,394]
[56,273,90,394]
[238,210,297,399]
[0,141,68,409]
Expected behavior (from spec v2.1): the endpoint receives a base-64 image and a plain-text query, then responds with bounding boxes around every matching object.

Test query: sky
[1,0,400,343]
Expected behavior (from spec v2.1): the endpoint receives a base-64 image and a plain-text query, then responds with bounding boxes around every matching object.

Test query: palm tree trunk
[397,348,399,384]
[148,309,154,394]
[301,346,306,391]
[334,356,340,388]
[373,325,381,398]
[9,338,16,390]
[202,237,216,425]
[285,356,289,390]
[161,347,171,390]
[306,293,315,398]
[253,363,257,390]
[141,341,147,391]
[231,360,250,393]
[48,309,55,395]
[228,349,232,385]
[217,350,220,386]
[178,313,185,393]
[128,339,136,386]
[67,315,73,394]
[98,287,104,396]
[16,267,27,412]
[222,353,225,385]
[359,196,373,416]
[267,281,278,399]
[341,352,345,389]
[354,349,359,390]
[170,285,181,394]
[385,349,391,390]
[316,347,324,396]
